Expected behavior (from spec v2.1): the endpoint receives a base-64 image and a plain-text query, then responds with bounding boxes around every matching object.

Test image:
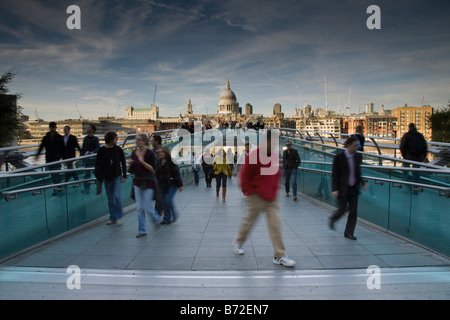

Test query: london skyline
[1,0,449,121]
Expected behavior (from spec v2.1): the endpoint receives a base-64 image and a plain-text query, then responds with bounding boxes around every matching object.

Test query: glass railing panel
[42,187,70,238]
[0,191,49,258]
[358,180,390,229]
[317,173,334,207]
[66,181,107,230]
[300,170,323,200]
[0,131,187,260]
[409,189,450,256]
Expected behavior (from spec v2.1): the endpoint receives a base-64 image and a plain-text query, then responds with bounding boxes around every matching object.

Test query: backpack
[408,132,427,155]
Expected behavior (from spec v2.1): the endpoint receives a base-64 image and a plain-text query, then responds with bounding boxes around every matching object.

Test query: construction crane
[296,86,305,107]
[152,84,157,106]
[74,102,82,120]
[420,96,424,108]
[34,105,40,121]
[324,75,328,113]
[345,86,352,115]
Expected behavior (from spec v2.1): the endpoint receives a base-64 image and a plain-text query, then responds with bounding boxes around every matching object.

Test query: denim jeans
[162,185,179,224]
[104,175,123,222]
[192,168,199,185]
[215,173,227,188]
[134,186,161,233]
[284,168,297,196]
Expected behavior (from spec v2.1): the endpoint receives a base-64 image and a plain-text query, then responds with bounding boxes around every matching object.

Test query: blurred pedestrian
[213,149,232,202]
[150,134,164,215]
[234,142,250,177]
[283,141,301,201]
[95,132,127,226]
[400,123,428,166]
[226,148,235,180]
[329,136,368,240]
[156,147,183,224]
[127,134,160,237]
[62,125,81,182]
[353,126,365,151]
[201,148,214,188]
[80,124,100,194]
[36,122,65,195]
[191,151,201,185]
[233,130,296,267]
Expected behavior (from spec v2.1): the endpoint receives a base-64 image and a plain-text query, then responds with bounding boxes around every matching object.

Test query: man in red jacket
[233,130,296,267]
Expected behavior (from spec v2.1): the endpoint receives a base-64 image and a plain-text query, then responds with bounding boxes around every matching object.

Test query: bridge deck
[1,178,449,299]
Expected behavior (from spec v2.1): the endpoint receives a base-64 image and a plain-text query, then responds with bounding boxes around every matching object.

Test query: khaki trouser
[236,193,286,258]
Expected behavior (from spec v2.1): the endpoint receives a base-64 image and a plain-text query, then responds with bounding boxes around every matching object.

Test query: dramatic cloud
[0,0,449,120]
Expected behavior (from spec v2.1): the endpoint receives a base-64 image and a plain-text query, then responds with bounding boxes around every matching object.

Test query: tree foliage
[429,100,450,143]
[0,71,23,147]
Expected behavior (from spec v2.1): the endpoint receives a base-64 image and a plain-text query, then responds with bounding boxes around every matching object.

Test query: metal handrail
[0,167,95,179]
[283,134,450,171]
[297,166,450,197]
[300,160,450,174]
[275,127,450,148]
[1,161,195,201]
[0,129,177,156]
[0,129,180,176]
[1,178,97,201]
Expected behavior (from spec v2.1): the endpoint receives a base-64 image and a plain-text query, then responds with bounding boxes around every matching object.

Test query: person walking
[283,141,301,201]
[400,123,428,167]
[151,134,162,154]
[156,147,183,225]
[201,148,214,188]
[127,134,161,237]
[233,130,296,267]
[212,149,232,202]
[353,125,365,152]
[191,151,201,185]
[62,125,81,182]
[80,124,100,194]
[234,142,250,177]
[35,122,65,194]
[226,148,235,180]
[95,132,127,226]
[329,136,368,240]
[150,134,164,215]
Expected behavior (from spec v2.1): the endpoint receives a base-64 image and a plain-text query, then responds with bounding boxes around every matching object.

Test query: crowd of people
[34,122,429,268]
[179,120,265,133]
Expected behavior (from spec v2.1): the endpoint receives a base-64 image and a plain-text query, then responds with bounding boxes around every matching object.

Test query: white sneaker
[273,255,296,267]
[233,237,245,255]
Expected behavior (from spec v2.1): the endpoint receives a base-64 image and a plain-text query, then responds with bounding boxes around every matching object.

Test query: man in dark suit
[63,125,81,181]
[36,122,65,193]
[329,136,368,240]
[283,141,301,201]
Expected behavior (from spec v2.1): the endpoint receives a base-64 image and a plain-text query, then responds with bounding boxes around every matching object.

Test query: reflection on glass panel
[0,192,48,258]
[358,180,389,229]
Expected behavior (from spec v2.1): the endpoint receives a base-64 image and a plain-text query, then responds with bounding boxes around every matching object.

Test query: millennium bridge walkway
[0,128,449,300]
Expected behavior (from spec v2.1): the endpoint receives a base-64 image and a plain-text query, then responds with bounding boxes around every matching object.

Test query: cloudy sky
[1,0,449,120]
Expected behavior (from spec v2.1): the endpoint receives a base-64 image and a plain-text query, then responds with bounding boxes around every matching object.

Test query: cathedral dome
[218,79,239,114]
[220,80,237,101]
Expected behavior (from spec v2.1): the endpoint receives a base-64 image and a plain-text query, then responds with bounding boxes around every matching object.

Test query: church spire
[226,78,230,91]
